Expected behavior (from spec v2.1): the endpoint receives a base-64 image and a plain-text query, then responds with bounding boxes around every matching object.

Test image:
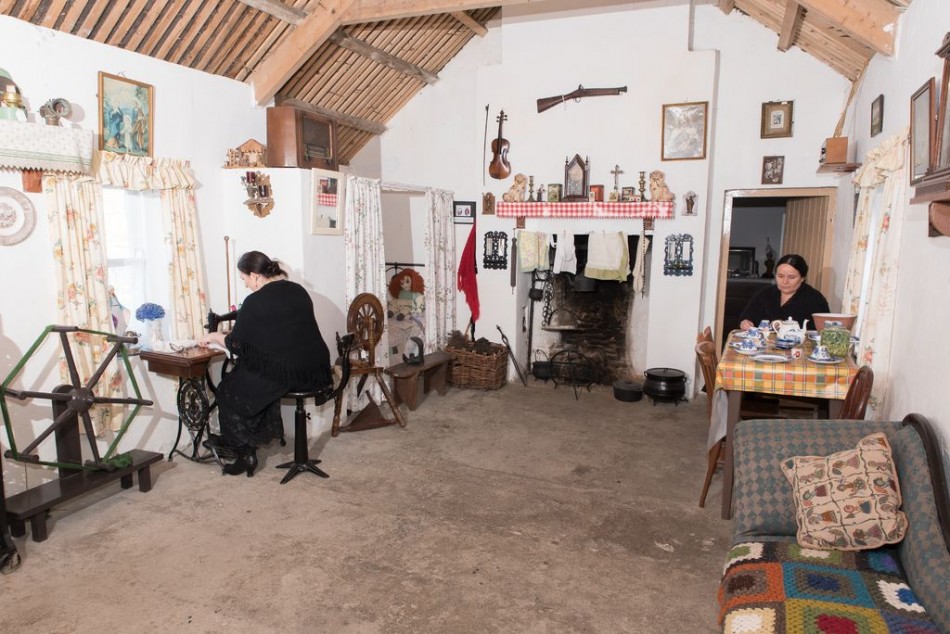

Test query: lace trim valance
[0,121,94,174]
[95,151,198,190]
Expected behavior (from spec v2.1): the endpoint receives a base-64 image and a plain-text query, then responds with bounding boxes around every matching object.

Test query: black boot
[222,447,258,477]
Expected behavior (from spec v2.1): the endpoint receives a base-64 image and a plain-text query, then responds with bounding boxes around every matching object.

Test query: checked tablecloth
[496,201,673,219]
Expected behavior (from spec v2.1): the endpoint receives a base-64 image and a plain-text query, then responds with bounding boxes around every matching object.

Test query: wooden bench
[386,350,453,411]
[5,449,163,543]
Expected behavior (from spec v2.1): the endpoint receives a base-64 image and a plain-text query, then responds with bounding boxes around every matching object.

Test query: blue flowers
[135,303,165,321]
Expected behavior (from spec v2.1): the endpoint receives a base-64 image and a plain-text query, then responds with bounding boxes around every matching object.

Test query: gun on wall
[537,85,627,113]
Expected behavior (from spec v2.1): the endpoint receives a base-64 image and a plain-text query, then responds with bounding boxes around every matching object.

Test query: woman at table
[738,253,830,331]
[198,251,332,477]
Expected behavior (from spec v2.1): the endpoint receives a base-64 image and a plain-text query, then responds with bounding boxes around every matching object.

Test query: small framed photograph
[910,78,936,185]
[870,94,884,137]
[98,72,153,156]
[621,186,637,201]
[589,184,604,202]
[761,156,785,184]
[311,168,345,235]
[662,101,708,160]
[453,200,475,224]
[546,183,562,202]
[760,101,793,139]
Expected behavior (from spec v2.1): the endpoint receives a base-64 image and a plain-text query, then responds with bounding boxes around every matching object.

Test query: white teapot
[771,316,809,343]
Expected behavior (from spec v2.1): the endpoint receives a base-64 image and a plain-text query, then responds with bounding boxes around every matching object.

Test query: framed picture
[662,102,708,160]
[589,184,604,202]
[760,101,793,138]
[311,168,346,235]
[910,78,936,185]
[98,72,153,157]
[453,200,475,224]
[621,186,637,202]
[761,156,785,184]
[547,183,562,202]
[870,94,884,137]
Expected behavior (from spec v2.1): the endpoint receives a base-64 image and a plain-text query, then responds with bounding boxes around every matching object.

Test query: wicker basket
[445,343,508,389]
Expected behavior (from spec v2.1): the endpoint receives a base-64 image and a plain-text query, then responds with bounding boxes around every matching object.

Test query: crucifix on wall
[610,164,624,195]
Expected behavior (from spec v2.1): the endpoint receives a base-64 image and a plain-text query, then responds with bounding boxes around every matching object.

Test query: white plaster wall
[845,0,950,444]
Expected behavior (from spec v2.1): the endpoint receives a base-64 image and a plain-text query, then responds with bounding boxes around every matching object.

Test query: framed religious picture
[547,183,562,202]
[662,102,707,161]
[563,154,590,201]
[870,94,884,137]
[910,77,936,185]
[453,200,475,224]
[761,156,785,184]
[760,101,793,138]
[98,72,154,157]
[621,186,637,201]
[311,168,346,235]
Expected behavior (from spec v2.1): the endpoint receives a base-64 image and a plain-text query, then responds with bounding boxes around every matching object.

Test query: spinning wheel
[331,293,407,435]
[1,325,153,471]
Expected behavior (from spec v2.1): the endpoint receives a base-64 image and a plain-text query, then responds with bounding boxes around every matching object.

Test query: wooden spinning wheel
[331,293,407,435]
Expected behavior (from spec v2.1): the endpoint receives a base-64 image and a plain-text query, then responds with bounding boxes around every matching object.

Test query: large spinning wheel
[1,325,153,471]
[331,293,407,435]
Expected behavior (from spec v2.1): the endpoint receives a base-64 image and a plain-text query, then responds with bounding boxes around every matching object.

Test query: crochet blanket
[719,541,940,633]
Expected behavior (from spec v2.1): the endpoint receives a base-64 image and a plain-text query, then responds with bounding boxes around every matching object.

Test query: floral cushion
[780,433,907,550]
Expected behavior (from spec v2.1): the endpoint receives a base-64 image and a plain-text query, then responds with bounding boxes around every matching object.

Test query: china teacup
[757,320,771,331]
[738,338,759,351]
[811,345,832,361]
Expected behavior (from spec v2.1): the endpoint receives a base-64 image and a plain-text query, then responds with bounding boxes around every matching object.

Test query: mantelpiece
[496,200,673,219]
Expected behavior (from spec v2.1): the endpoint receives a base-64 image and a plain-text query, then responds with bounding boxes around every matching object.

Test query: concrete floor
[0,381,731,633]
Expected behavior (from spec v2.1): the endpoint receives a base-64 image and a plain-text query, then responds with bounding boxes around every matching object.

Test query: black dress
[215,280,332,449]
[737,282,830,329]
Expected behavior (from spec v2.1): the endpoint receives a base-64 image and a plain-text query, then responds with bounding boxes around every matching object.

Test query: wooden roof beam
[276,96,387,135]
[778,1,805,52]
[795,0,898,56]
[235,0,305,25]
[718,0,735,14]
[248,0,356,105]
[329,31,439,84]
[342,0,540,24]
[452,11,488,37]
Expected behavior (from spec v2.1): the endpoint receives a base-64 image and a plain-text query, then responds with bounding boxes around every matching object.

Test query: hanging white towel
[585,231,628,281]
[633,229,650,294]
[552,231,577,274]
[518,231,549,272]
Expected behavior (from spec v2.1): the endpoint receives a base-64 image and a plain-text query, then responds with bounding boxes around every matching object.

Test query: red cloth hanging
[457,219,480,323]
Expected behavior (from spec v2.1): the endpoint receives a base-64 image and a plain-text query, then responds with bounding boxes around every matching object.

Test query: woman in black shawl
[198,251,332,476]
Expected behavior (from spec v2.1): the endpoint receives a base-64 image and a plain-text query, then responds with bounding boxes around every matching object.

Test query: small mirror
[663,233,694,276]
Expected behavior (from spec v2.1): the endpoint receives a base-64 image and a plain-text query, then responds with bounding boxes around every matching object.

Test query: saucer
[807,355,843,364]
[752,353,791,363]
[774,339,797,349]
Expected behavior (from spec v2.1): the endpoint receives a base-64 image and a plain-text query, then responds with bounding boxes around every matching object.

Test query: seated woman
[198,251,332,476]
[738,253,830,331]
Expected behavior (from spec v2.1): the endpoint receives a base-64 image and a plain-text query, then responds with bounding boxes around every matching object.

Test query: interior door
[781,195,835,298]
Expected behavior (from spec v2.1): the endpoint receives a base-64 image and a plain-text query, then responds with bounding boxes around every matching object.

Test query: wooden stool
[386,350,453,410]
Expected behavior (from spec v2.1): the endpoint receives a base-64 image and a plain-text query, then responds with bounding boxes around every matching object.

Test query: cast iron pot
[532,360,553,380]
[613,379,644,402]
[642,367,687,402]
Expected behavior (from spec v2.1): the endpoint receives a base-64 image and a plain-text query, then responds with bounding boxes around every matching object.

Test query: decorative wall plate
[0,186,36,246]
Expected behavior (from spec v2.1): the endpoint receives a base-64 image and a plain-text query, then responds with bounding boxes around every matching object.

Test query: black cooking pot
[532,361,553,380]
[642,367,687,402]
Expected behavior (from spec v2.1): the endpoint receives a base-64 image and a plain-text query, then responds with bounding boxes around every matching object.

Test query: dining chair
[839,365,873,420]
[696,326,713,345]
[695,340,781,508]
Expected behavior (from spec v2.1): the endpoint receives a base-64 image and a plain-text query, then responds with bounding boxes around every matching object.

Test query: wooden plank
[329,29,438,84]
[108,0,150,48]
[75,0,111,39]
[176,1,236,68]
[343,0,545,24]
[777,1,804,52]
[451,10,487,36]
[249,0,356,105]
[235,0,306,24]
[123,1,170,52]
[17,0,45,23]
[201,3,262,74]
[719,0,736,13]
[91,0,131,43]
[150,0,206,59]
[40,0,70,29]
[795,0,897,56]
[228,6,297,81]
[58,0,90,32]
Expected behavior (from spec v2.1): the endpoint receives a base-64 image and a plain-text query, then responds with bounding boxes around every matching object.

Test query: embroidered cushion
[780,433,907,551]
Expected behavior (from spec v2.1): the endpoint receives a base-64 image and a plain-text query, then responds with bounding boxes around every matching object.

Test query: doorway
[716,187,837,344]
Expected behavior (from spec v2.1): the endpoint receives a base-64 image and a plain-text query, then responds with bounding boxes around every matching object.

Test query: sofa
[719,415,950,633]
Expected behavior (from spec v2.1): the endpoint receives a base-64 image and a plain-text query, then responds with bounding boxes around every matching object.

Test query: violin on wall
[488,110,510,180]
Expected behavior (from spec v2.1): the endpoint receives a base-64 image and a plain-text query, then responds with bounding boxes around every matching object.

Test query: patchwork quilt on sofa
[719,541,941,633]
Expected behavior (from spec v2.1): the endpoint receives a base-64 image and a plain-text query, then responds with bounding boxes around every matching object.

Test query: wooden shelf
[816,162,860,174]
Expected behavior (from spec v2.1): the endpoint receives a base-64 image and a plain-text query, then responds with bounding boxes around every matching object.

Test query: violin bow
[482,104,489,186]
[224,235,232,310]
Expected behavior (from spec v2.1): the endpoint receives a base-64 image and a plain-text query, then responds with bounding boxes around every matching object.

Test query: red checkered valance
[316,193,337,207]
[496,201,673,219]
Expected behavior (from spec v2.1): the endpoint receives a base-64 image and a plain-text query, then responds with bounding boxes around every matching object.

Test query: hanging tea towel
[585,231,629,281]
[552,230,577,274]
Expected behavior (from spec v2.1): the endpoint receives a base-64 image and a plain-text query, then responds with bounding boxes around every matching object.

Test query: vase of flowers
[136,302,166,350]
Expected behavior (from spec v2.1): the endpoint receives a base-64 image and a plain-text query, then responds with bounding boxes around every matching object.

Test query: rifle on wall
[537,85,628,113]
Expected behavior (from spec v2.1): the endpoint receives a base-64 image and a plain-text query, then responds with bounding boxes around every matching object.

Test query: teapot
[771,316,809,343]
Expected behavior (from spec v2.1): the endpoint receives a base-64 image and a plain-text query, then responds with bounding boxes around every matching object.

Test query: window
[101,188,170,337]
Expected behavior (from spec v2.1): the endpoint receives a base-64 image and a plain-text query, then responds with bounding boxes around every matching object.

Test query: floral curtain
[423,188,457,351]
[44,173,122,433]
[842,131,908,416]
[343,175,388,404]
[96,151,207,339]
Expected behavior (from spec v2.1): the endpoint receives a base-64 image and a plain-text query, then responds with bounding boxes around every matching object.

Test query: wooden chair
[696,326,713,345]
[839,365,873,420]
[331,293,407,436]
[696,340,781,508]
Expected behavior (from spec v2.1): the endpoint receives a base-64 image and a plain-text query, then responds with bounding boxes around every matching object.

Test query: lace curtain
[423,188,457,351]
[842,131,908,416]
[43,173,121,433]
[96,151,207,339]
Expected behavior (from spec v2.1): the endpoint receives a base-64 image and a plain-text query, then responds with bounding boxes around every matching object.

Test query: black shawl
[737,282,830,328]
